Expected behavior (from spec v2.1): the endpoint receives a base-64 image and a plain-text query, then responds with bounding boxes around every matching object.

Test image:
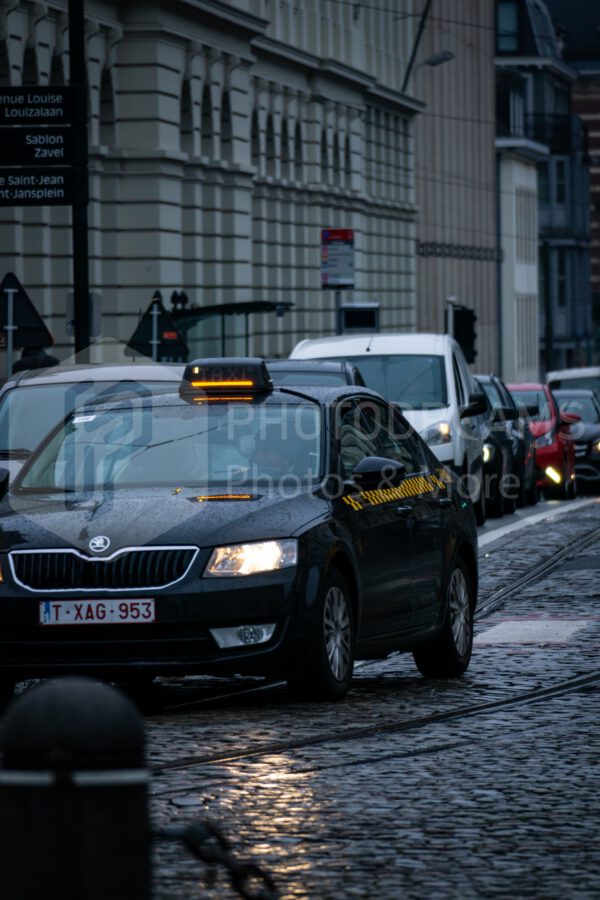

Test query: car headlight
[483,443,494,463]
[204,539,298,577]
[420,422,452,446]
[593,440,600,454]
[534,430,554,448]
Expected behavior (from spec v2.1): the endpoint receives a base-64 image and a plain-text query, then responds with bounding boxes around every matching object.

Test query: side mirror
[0,468,9,501]
[491,406,519,424]
[460,392,487,419]
[559,411,581,426]
[351,456,406,488]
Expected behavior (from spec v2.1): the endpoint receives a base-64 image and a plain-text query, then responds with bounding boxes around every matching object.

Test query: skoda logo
[89,535,111,554]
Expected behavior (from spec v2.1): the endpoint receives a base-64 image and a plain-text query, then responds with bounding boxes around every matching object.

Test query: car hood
[0,487,328,553]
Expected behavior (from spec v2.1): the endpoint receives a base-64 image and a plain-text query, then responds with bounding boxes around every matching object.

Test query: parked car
[267,359,365,386]
[553,388,600,490]
[472,381,516,517]
[546,366,600,393]
[290,333,487,524]
[507,382,577,499]
[475,373,537,507]
[0,358,479,702]
[0,363,183,481]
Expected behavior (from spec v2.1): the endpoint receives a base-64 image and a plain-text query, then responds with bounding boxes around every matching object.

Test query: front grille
[575,442,589,458]
[9,546,198,592]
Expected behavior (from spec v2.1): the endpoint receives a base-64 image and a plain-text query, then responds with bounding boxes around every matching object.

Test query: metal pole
[446,295,455,337]
[150,303,159,362]
[69,0,91,360]
[400,0,434,94]
[4,288,17,379]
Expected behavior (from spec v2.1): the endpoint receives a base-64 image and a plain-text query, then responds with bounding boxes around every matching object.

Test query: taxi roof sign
[180,358,273,400]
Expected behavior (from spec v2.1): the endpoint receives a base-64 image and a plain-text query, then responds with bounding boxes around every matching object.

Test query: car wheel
[487,471,504,518]
[287,569,355,701]
[413,557,474,678]
[516,466,527,508]
[526,470,539,505]
[0,678,15,708]
[473,470,486,526]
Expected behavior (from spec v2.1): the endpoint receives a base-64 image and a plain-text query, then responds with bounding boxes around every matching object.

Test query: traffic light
[453,305,477,363]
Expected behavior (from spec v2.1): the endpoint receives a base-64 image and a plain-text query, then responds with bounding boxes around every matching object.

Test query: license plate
[39,599,156,626]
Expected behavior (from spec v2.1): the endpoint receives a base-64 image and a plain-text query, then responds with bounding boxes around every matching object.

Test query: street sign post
[0,126,72,166]
[0,168,74,206]
[0,87,73,125]
[126,295,189,363]
[321,228,355,334]
[0,273,54,378]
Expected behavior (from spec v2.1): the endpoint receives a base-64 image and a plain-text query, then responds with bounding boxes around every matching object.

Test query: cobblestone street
[148,499,600,899]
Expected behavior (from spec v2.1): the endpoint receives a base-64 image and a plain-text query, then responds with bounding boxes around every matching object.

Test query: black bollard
[0,677,150,900]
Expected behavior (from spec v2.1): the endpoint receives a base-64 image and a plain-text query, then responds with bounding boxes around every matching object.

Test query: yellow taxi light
[191,380,254,388]
[192,395,254,404]
[195,494,253,502]
[545,466,562,484]
[0,563,3,583]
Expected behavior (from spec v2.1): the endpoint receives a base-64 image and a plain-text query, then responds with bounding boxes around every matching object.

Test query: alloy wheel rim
[323,585,351,681]
[448,568,471,657]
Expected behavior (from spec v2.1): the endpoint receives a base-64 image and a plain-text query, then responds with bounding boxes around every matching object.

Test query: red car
[507,383,577,499]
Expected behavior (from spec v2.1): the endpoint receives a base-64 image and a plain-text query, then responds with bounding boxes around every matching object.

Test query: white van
[546,366,600,393]
[290,332,487,523]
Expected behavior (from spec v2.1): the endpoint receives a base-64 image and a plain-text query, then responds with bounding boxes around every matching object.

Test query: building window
[99,68,116,148]
[251,111,260,170]
[294,122,303,182]
[281,118,290,180]
[201,86,213,158]
[538,162,549,203]
[220,90,233,163]
[557,249,567,308]
[497,1,519,52]
[266,115,276,176]
[555,159,566,204]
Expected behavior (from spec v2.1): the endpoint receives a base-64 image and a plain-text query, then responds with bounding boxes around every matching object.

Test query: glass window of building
[497,1,519,52]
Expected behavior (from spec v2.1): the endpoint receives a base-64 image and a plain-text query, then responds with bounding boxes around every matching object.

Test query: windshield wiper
[0,448,31,459]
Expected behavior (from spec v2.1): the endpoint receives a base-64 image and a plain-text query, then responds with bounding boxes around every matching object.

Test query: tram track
[150,522,600,778]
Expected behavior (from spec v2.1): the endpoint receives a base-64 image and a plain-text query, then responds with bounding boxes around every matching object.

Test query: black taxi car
[0,359,478,701]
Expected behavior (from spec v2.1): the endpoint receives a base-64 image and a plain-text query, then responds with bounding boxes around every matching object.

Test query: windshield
[509,389,550,422]
[480,381,503,409]
[333,354,447,408]
[0,380,178,458]
[17,400,322,493]
[549,376,600,391]
[556,395,600,423]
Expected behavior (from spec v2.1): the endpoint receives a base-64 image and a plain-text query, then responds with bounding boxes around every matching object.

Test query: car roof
[5,363,184,388]
[268,359,355,372]
[82,383,386,413]
[291,332,457,358]
[546,366,600,381]
[506,383,547,391]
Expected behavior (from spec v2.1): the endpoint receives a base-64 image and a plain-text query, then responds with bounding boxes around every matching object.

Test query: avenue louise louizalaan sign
[0,87,74,205]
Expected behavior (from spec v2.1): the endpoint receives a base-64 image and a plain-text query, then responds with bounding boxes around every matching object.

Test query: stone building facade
[0,0,421,361]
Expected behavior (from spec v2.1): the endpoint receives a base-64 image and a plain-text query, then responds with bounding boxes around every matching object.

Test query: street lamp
[414,50,455,73]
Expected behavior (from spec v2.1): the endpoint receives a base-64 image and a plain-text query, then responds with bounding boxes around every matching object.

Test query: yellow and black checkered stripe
[342,470,448,512]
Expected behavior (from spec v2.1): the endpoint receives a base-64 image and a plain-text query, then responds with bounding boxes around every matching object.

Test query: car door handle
[427,495,452,507]
[396,505,412,517]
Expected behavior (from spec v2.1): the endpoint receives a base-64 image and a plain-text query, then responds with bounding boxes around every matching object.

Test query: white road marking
[478,497,599,548]
[474,618,592,645]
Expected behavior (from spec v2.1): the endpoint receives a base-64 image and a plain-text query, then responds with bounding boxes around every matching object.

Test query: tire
[413,557,474,678]
[515,465,527,509]
[487,472,504,518]
[526,471,539,506]
[287,570,355,701]
[0,678,15,708]
[473,473,486,526]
